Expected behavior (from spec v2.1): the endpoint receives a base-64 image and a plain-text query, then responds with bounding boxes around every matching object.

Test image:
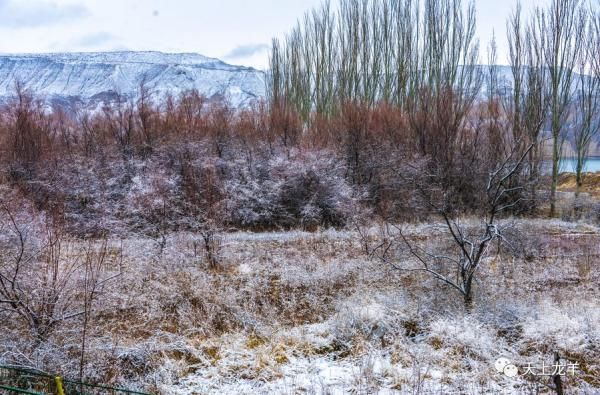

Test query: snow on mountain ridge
[0,51,266,109]
[0,51,223,66]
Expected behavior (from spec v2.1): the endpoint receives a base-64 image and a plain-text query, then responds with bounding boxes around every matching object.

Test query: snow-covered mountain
[0,52,589,114]
[0,51,266,110]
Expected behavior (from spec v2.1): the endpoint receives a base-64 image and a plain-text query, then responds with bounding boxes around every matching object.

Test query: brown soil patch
[557,172,600,197]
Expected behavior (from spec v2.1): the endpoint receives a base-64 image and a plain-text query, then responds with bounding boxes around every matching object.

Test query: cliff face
[0,51,266,110]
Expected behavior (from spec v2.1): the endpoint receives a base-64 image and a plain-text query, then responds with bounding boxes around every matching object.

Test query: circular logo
[495,357,511,373]
[503,364,519,377]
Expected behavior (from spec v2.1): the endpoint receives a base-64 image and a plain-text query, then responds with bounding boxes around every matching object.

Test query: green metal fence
[0,366,56,394]
[0,366,152,395]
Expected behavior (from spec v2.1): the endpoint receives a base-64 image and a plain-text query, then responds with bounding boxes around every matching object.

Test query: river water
[542,157,600,174]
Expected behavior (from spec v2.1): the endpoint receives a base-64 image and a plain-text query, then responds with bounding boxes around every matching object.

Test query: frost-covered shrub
[226,151,356,230]
[223,158,280,229]
[275,169,348,229]
[332,300,392,342]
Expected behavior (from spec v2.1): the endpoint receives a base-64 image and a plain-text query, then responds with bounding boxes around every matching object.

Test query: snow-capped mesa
[0,51,266,110]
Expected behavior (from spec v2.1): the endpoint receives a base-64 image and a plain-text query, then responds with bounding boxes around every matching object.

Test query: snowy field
[2,218,596,394]
[156,221,600,394]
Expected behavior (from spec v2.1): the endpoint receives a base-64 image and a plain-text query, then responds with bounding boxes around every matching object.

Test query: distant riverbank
[542,157,600,174]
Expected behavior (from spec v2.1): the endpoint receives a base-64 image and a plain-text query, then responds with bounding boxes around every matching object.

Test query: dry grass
[558,172,600,197]
[1,218,598,394]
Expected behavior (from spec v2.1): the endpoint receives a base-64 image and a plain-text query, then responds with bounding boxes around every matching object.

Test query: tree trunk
[550,135,559,218]
[574,157,584,218]
[463,277,474,313]
[464,293,474,313]
[575,158,583,199]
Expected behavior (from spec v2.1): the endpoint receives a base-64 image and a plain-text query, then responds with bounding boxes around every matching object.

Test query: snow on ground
[1,218,598,394]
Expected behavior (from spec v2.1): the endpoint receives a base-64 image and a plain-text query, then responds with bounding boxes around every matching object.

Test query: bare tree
[536,0,587,217]
[506,2,548,210]
[507,3,526,143]
[78,238,120,383]
[4,82,50,178]
[486,33,507,167]
[136,76,156,151]
[375,144,533,311]
[103,91,135,154]
[392,0,418,109]
[593,9,600,80]
[267,38,285,114]
[0,202,120,343]
[0,207,78,341]
[572,13,600,200]
[179,155,226,269]
[406,0,483,184]
[269,0,480,120]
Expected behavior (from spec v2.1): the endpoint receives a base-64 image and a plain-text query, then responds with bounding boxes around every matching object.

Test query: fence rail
[0,366,151,395]
[0,384,45,395]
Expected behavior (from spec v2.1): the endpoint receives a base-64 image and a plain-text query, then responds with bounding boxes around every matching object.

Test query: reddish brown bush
[0,83,536,233]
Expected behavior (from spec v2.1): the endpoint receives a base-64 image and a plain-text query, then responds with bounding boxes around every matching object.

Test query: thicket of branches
[266,0,598,316]
[0,0,598,390]
[0,0,597,235]
[269,0,600,218]
[0,85,537,236]
[268,0,480,119]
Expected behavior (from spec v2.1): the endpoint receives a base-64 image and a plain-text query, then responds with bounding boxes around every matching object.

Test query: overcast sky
[0,0,549,70]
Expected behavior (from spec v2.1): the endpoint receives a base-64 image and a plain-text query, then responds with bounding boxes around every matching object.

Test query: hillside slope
[0,51,266,109]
